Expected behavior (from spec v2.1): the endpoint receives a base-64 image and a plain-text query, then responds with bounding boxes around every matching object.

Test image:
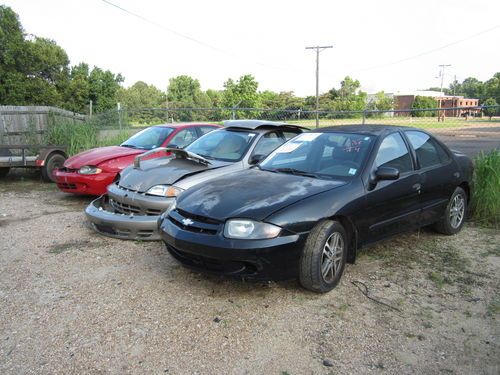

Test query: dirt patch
[0,182,499,375]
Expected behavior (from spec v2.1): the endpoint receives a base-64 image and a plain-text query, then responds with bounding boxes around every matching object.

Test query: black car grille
[168,209,221,235]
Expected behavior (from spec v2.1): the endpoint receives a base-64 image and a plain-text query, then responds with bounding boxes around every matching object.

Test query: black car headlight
[224,219,281,239]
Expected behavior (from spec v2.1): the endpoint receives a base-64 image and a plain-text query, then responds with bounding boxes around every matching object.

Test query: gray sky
[4,0,500,96]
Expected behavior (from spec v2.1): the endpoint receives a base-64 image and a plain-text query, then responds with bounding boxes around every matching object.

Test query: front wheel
[41,153,66,182]
[299,220,347,293]
[434,187,467,235]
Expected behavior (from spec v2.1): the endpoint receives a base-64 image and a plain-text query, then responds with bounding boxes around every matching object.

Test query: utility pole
[438,64,451,94]
[437,64,451,122]
[306,45,333,128]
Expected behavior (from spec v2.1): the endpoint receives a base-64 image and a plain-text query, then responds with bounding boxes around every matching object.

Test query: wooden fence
[0,106,86,145]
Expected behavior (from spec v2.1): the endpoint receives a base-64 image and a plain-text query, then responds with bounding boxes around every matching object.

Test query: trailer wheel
[41,153,66,182]
[0,149,11,178]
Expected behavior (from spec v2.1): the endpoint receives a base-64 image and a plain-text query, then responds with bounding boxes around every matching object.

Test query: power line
[100,0,299,72]
[353,24,500,73]
[100,0,225,53]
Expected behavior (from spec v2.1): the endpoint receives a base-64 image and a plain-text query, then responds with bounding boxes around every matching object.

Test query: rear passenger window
[375,133,413,173]
[406,131,449,168]
[198,126,217,135]
[282,131,300,140]
[252,131,284,157]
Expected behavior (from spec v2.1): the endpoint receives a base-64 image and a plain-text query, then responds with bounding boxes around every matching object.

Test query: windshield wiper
[121,144,137,149]
[196,153,215,160]
[274,168,319,178]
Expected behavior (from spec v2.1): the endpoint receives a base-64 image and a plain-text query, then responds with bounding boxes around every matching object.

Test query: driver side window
[375,133,413,173]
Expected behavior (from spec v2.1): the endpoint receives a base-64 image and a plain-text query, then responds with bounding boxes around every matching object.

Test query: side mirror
[249,154,265,165]
[376,166,400,181]
[167,143,179,149]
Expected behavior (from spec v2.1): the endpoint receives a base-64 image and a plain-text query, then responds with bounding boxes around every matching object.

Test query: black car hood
[176,168,347,222]
[119,156,229,192]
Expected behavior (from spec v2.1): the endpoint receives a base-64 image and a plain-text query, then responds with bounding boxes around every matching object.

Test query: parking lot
[0,172,498,375]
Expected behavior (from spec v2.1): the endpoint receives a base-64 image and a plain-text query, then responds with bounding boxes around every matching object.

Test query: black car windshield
[185,129,257,162]
[121,126,174,150]
[260,132,375,179]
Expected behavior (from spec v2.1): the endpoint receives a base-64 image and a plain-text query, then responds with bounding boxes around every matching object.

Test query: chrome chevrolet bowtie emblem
[182,218,194,226]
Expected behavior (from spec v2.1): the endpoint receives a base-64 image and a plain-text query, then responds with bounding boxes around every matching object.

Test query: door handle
[412,183,421,191]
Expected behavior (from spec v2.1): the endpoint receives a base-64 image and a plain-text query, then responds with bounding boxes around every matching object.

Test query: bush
[411,96,438,117]
[472,150,500,228]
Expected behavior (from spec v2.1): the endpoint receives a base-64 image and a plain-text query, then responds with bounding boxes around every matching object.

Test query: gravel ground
[0,175,499,375]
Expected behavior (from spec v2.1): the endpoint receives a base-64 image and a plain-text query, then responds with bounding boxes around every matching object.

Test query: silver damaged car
[85,120,305,240]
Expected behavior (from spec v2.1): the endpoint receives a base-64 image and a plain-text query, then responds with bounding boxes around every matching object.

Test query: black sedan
[159,125,473,292]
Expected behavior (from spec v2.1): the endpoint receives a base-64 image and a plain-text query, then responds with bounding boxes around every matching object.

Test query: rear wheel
[299,220,347,293]
[41,153,66,182]
[434,187,467,235]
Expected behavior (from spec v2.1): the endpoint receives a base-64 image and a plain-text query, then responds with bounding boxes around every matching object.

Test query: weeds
[472,150,500,228]
[44,118,133,155]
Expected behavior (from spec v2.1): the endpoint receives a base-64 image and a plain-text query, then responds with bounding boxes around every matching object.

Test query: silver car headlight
[78,165,102,174]
[146,185,183,197]
[224,219,281,239]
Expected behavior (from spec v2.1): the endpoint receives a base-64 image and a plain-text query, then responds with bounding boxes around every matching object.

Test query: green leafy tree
[482,98,498,120]
[0,6,68,106]
[327,77,367,116]
[88,67,124,112]
[411,96,437,117]
[484,73,500,104]
[222,74,260,108]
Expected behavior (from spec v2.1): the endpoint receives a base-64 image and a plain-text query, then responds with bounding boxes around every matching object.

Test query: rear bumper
[85,195,173,241]
[159,216,308,281]
[54,170,116,195]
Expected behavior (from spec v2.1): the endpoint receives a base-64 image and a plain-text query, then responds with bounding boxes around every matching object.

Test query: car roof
[315,124,420,136]
[154,123,220,129]
[223,119,307,131]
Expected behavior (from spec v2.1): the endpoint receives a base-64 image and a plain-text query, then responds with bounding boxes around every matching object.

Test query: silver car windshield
[260,132,374,179]
[185,129,257,162]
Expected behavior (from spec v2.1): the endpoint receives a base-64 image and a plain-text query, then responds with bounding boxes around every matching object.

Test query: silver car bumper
[85,192,174,241]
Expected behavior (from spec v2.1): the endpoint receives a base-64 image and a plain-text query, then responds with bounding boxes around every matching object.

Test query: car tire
[0,149,12,178]
[299,220,348,293]
[434,187,467,235]
[41,153,66,183]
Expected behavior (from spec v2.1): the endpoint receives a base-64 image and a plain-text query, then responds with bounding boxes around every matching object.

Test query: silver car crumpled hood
[118,156,229,193]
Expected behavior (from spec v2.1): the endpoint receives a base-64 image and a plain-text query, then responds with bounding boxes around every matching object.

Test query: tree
[222,74,260,109]
[327,76,367,115]
[0,6,68,106]
[482,98,498,120]
[484,73,500,105]
[411,96,437,117]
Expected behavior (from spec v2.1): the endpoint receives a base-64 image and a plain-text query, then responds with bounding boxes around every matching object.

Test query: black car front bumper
[159,210,308,281]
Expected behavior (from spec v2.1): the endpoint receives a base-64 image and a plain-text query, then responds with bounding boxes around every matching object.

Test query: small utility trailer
[0,144,67,182]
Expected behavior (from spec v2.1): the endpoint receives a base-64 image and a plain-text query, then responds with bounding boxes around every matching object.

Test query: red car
[54,123,220,195]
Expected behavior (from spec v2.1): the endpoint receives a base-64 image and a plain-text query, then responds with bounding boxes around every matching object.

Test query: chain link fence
[89,104,500,130]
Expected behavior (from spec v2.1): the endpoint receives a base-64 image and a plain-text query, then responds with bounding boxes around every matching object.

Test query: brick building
[393,91,479,117]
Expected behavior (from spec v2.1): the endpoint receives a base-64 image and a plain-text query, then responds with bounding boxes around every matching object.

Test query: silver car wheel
[321,232,344,283]
[449,194,465,229]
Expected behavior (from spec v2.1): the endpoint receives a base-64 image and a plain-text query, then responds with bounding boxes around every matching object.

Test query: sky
[3,0,500,96]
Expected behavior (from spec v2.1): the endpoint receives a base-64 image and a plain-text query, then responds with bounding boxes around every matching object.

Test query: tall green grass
[44,120,133,156]
[472,150,500,228]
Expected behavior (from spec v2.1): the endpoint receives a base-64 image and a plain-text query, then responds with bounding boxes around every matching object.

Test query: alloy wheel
[321,232,344,283]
